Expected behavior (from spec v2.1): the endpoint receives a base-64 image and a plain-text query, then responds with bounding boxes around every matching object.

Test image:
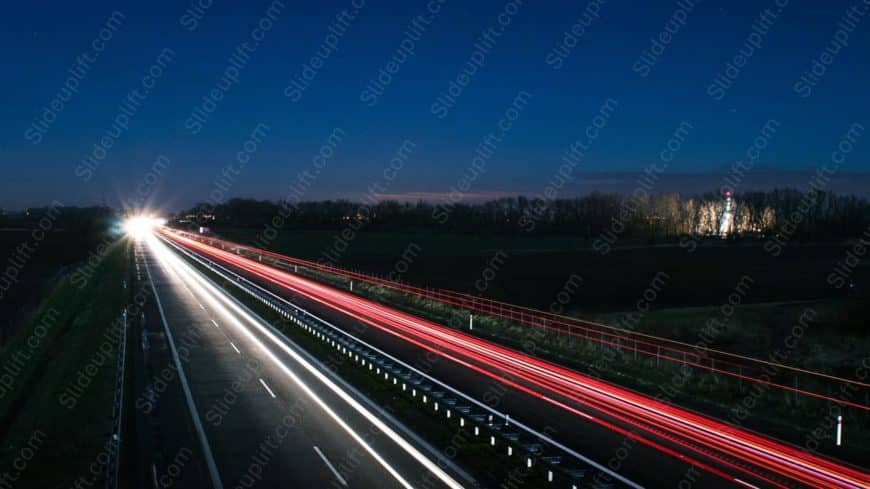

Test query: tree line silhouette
[175,189,870,241]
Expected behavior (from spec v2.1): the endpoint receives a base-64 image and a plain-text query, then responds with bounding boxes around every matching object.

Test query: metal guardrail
[162,236,641,489]
[104,306,128,489]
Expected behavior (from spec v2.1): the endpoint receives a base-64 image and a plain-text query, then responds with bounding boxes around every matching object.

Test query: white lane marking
[313,446,348,487]
[211,319,220,328]
[150,236,462,489]
[143,242,224,489]
[199,302,205,310]
[230,342,241,354]
[259,378,277,398]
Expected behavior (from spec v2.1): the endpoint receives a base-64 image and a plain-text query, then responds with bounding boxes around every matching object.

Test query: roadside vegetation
[0,206,116,344]
[0,240,129,488]
[212,226,864,311]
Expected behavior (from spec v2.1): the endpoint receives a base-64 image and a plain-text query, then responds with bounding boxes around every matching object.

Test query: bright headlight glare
[124,216,165,238]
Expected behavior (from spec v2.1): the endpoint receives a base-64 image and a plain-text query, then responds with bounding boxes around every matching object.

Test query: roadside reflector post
[469,314,473,330]
[507,446,512,456]
[836,415,843,446]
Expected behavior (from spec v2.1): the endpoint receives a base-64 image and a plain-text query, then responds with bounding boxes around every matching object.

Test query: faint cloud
[570,170,870,197]
[374,190,519,202]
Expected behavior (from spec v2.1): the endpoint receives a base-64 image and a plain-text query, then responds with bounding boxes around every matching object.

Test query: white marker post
[469,314,473,330]
[836,415,842,446]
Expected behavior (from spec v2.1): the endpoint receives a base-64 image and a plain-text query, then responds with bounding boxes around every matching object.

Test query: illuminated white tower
[719,189,734,238]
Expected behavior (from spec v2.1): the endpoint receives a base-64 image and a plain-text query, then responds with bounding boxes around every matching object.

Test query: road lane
[141,233,469,489]
[129,240,215,489]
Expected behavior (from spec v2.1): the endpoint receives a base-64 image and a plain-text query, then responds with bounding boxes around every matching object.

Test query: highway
[159,227,870,489]
[138,231,470,489]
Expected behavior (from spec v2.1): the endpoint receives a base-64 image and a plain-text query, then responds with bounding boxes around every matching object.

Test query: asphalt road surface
[136,233,470,489]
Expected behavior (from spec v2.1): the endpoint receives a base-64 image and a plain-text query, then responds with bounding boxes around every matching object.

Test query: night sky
[2,0,869,212]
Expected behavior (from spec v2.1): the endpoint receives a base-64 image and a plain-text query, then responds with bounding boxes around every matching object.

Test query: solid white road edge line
[143,241,224,489]
[149,234,464,489]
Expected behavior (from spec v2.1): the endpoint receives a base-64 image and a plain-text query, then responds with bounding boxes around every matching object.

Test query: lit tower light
[718,188,734,238]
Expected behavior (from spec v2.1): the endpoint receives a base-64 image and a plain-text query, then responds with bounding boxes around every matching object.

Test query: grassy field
[213,225,869,356]
[0,239,129,488]
[594,298,870,374]
[213,226,865,311]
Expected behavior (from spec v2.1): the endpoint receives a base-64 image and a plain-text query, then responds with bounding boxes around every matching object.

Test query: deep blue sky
[2,0,869,212]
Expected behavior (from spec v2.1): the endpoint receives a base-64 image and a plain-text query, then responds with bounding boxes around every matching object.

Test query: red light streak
[161,229,870,489]
[163,228,870,404]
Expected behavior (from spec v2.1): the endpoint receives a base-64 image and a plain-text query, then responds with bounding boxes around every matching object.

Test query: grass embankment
[183,253,566,489]
[0,240,129,488]
[594,298,869,376]
[0,229,115,343]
